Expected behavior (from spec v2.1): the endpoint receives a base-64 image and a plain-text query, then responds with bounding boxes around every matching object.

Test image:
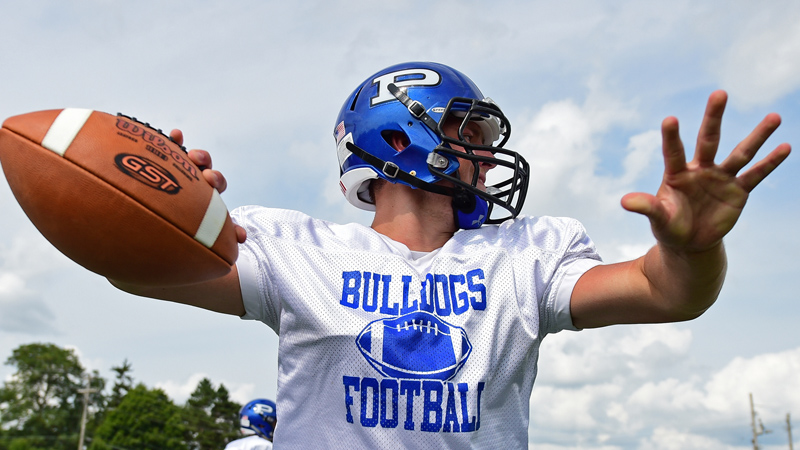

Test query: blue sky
[0,1,798,448]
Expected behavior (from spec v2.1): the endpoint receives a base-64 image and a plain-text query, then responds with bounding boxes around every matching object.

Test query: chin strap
[452,189,488,229]
[347,140,488,230]
[345,141,451,194]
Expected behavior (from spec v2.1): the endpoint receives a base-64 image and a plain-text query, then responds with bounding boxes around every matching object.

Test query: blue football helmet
[334,61,529,228]
[239,398,276,441]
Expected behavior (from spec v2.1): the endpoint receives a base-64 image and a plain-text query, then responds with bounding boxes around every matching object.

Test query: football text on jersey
[340,269,488,433]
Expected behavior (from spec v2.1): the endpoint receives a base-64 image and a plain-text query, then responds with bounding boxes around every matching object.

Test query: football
[0,108,238,286]
[356,311,473,381]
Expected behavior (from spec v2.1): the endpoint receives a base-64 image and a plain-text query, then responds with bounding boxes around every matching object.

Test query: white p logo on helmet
[253,403,275,415]
[370,69,441,106]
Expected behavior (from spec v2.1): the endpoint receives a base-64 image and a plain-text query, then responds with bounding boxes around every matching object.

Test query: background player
[111,62,791,448]
[224,399,276,450]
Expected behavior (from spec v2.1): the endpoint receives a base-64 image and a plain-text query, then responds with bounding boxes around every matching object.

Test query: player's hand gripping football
[620,90,791,254]
[170,129,247,244]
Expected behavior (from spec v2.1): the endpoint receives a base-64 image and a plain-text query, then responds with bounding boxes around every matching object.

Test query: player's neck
[370,184,456,252]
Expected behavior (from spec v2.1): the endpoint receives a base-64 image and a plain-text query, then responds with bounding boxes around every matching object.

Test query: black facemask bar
[379,84,530,223]
[430,97,530,224]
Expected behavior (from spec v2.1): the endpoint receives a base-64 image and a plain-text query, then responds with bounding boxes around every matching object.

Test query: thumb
[621,192,668,227]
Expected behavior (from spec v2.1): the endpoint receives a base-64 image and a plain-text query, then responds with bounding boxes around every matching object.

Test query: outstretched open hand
[621,90,791,253]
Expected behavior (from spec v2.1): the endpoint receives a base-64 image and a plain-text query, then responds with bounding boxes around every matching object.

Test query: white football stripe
[194,189,228,248]
[41,108,93,156]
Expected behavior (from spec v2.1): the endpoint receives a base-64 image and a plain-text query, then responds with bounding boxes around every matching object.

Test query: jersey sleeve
[507,216,602,337]
[230,206,282,333]
[548,254,602,332]
[540,218,602,334]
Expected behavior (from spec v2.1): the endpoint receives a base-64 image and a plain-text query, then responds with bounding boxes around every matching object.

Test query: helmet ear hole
[381,130,410,151]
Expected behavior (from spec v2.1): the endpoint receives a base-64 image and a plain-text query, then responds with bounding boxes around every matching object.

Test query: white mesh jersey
[224,435,273,450]
[232,206,602,449]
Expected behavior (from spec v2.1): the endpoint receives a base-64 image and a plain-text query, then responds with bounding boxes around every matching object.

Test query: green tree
[89,384,187,450]
[182,378,241,450]
[0,342,103,450]
[106,359,134,411]
[85,358,134,447]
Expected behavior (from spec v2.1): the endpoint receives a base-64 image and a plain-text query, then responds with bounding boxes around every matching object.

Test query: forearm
[571,240,727,329]
[640,241,727,321]
[108,265,245,316]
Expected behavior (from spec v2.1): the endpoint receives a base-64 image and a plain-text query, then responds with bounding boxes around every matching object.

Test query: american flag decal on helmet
[335,121,346,144]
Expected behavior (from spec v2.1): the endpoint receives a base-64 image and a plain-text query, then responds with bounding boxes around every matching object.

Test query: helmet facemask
[430,96,530,224]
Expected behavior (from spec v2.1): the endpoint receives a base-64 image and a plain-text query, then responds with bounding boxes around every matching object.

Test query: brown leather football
[0,109,238,286]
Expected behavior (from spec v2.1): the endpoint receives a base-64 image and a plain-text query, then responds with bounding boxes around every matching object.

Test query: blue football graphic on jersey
[356,311,472,381]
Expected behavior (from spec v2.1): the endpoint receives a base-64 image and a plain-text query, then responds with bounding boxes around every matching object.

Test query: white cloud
[513,86,659,228]
[155,372,212,405]
[0,229,75,334]
[0,272,23,296]
[715,4,800,108]
[531,322,800,448]
[0,272,57,334]
[0,230,72,277]
[607,242,654,265]
[156,372,258,406]
[529,444,623,450]
[704,348,800,421]
[64,344,107,378]
[537,324,692,386]
[636,427,746,450]
[226,382,258,406]
[627,377,706,418]
[532,383,623,430]
[620,130,661,186]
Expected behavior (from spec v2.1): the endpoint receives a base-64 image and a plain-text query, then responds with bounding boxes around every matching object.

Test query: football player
[111,62,790,448]
[225,399,277,450]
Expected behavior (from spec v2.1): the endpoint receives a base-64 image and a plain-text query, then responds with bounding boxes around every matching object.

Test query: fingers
[693,90,728,167]
[661,116,687,175]
[188,149,228,193]
[738,143,792,192]
[185,145,242,241]
[170,130,236,198]
[205,169,228,192]
[188,149,211,170]
[661,91,728,176]
[720,112,783,175]
[169,129,184,146]
[235,225,248,244]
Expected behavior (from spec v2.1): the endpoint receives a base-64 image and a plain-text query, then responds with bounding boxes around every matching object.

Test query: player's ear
[382,130,410,151]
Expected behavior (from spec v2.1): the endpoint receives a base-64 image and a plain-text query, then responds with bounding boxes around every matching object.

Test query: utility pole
[750,393,771,450]
[751,393,761,450]
[788,413,794,450]
[77,375,98,450]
